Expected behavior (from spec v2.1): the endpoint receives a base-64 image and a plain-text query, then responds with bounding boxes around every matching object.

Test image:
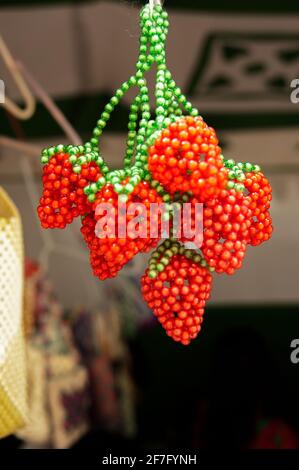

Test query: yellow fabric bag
[0,187,27,438]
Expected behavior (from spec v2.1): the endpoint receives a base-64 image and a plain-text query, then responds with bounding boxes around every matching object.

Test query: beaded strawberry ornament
[37,4,273,346]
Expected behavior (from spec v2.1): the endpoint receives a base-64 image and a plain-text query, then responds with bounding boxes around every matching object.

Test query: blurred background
[0,0,299,449]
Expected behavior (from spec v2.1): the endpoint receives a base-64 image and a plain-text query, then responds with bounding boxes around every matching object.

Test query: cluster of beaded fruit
[37,4,273,346]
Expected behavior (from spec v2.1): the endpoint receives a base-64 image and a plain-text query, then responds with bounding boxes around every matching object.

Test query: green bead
[129,76,137,86]
[157,263,165,272]
[114,183,123,193]
[136,70,143,79]
[97,119,106,129]
[236,173,246,182]
[110,96,119,106]
[78,157,86,165]
[56,144,65,152]
[93,128,101,137]
[162,194,171,202]
[47,147,56,156]
[137,136,145,145]
[193,255,202,263]
[102,112,110,121]
[147,54,155,64]
[140,36,147,45]
[157,97,165,106]
[235,183,245,192]
[155,90,164,99]
[185,101,193,112]
[125,183,134,193]
[156,106,165,115]
[97,177,106,187]
[149,270,157,279]
[130,113,138,122]
[121,82,130,92]
[88,194,96,203]
[174,87,181,97]
[90,183,97,193]
[73,165,81,174]
[105,103,114,113]
[90,138,98,147]
[128,123,136,131]
[184,250,192,259]
[143,62,151,72]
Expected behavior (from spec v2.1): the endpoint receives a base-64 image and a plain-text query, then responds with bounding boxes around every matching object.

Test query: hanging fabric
[0,187,27,438]
[17,267,90,448]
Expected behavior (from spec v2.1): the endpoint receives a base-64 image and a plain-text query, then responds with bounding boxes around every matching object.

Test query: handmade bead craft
[37,3,273,346]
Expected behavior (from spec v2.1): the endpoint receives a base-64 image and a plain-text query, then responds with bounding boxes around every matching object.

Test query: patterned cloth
[17,267,90,448]
[0,187,27,438]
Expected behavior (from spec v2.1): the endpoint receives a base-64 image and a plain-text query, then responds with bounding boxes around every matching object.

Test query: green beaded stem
[87,4,200,198]
[222,156,262,193]
[40,143,109,176]
[147,239,214,279]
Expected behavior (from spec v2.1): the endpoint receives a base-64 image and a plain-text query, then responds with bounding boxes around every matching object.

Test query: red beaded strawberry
[80,180,163,280]
[80,213,120,280]
[244,171,273,246]
[201,189,252,275]
[148,116,227,201]
[37,3,274,347]
[37,150,103,229]
[141,253,213,346]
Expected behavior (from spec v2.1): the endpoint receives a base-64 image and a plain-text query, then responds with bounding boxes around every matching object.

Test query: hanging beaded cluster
[37,4,273,346]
